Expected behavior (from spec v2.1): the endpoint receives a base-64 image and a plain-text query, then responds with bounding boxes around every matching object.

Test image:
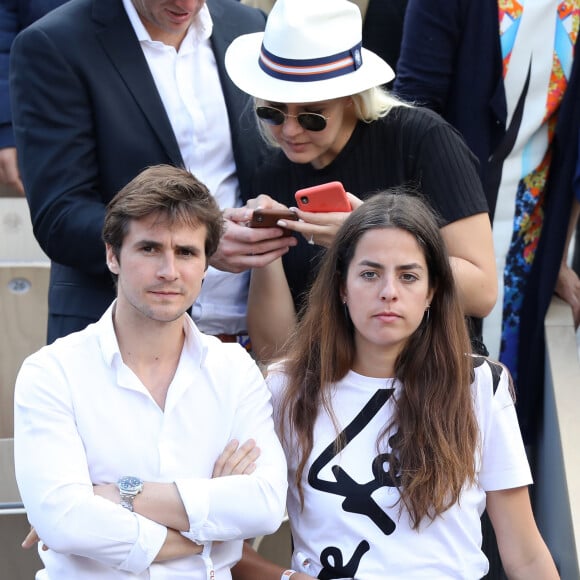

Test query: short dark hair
[103,165,224,266]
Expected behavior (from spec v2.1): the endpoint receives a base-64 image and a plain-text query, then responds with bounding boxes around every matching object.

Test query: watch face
[118,476,143,494]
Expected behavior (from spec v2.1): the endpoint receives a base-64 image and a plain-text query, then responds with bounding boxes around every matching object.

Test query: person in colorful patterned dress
[394,0,580,448]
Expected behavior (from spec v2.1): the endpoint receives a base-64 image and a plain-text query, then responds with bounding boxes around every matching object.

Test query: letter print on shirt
[308,388,399,579]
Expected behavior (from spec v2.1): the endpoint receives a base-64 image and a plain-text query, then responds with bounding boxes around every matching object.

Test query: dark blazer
[0,0,68,148]
[10,0,266,342]
[394,0,580,444]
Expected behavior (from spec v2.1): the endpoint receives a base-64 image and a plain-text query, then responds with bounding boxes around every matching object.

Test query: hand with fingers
[276,192,363,248]
[555,262,580,328]
[211,206,298,273]
[212,438,261,478]
[0,147,25,195]
[22,527,48,551]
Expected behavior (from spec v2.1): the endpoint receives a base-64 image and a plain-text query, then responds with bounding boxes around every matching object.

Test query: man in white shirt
[10,0,297,344]
[14,165,288,579]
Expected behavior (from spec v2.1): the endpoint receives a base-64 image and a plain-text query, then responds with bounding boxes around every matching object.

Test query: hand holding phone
[294,181,351,213]
[250,208,298,236]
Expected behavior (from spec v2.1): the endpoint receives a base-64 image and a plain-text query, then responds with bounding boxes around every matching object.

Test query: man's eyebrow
[135,239,161,247]
[175,244,201,254]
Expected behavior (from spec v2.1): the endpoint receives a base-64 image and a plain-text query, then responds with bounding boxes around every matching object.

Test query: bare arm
[486,487,559,579]
[154,528,203,561]
[232,541,314,580]
[247,258,297,364]
[441,213,498,318]
[554,198,580,327]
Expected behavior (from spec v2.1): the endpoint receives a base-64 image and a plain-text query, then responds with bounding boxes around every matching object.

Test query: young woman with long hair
[232,192,557,579]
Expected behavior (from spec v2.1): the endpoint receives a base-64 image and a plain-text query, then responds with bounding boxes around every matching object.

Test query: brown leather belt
[215,333,239,343]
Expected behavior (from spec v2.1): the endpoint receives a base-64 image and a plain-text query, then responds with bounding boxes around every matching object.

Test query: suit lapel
[91,0,184,166]
[207,0,255,153]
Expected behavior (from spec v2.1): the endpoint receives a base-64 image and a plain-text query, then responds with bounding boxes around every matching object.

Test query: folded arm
[173,355,287,543]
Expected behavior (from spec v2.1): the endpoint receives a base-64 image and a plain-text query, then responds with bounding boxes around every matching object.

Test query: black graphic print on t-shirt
[308,388,398,579]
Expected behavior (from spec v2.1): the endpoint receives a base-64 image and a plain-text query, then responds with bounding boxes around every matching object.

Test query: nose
[158,253,178,280]
[379,276,397,302]
[280,114,304,137]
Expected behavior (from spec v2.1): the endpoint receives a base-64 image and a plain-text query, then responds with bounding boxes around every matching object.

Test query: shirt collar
[121,0,213,45]
[97,301,208,369]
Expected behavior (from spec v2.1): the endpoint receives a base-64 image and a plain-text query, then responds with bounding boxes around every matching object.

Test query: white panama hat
[225,0,395,104]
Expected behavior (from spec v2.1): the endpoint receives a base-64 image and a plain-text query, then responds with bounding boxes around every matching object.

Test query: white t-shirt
[267,357,532,579]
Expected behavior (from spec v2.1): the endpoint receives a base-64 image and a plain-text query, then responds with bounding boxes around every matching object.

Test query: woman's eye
[401,273,418,282]
[361,271,377,280]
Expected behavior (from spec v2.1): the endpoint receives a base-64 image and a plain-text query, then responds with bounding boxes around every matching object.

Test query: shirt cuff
[174,478,211,541]
[118,514,167,574]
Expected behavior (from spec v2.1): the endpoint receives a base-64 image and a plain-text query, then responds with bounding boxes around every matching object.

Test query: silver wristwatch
[117,476,143,512]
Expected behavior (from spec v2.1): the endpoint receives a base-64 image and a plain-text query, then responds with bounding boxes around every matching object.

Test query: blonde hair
[255,86,411,147]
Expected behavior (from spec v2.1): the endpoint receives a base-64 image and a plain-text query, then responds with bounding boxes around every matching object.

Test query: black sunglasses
[255,106,329,132]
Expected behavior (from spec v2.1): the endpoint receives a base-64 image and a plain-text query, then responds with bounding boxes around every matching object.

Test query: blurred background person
[394,0,580,449]
[9,0,296,345]
[0,0,69,195]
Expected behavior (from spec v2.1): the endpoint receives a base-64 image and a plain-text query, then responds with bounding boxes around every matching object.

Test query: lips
[373,311,402,322]
[150,289,182,296]
[165,8,191,23]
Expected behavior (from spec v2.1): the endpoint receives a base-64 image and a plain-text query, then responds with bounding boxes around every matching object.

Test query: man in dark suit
[10,0,294,343]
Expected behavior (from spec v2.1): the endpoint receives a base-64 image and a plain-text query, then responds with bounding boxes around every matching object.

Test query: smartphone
[294,181,351,213]
[250,208,298,236]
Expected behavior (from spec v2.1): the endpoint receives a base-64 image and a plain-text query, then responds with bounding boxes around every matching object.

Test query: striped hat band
[259,43,363,83]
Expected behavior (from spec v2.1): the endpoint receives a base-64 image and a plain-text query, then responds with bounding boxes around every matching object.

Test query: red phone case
[294,181,351,212]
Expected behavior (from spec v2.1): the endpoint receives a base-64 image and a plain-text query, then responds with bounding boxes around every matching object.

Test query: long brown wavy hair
[278,191,478,529]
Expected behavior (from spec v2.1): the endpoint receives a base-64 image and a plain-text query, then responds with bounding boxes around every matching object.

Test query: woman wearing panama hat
[224,0,497,364]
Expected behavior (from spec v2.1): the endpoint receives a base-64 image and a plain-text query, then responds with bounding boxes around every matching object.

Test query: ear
[426,287,435,307]
[105,244,119,275]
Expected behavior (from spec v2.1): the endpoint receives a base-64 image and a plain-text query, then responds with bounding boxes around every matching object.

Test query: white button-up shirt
[122,0,250,335]
[14,303,287,579]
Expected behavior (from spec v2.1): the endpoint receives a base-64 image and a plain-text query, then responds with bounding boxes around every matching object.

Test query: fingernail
[277,220,287,227]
